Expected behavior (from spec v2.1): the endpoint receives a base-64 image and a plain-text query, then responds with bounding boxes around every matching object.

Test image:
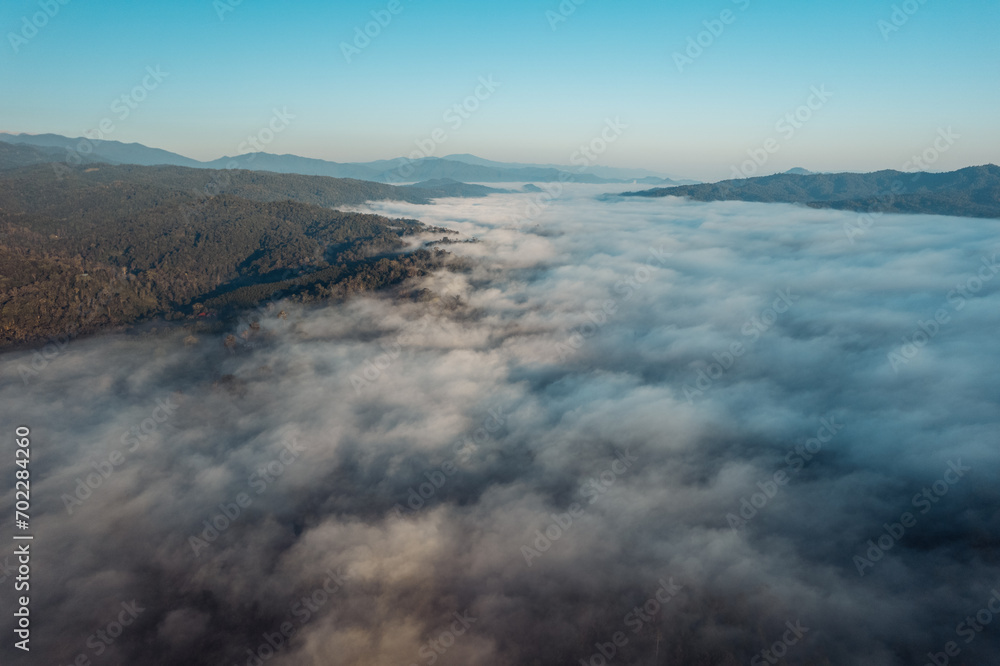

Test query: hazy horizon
[4,129,998,184]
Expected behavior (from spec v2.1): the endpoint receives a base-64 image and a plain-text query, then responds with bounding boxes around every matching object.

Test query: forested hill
[621,165,1000,219]
[0,155,455,349]
[0,141,435,208]
[0,139,109,170]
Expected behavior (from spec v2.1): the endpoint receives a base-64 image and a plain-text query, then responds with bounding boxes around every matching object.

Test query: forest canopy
[0,149,455,348]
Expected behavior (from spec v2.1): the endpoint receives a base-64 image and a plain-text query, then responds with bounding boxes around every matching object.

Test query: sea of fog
[2,184,999,665]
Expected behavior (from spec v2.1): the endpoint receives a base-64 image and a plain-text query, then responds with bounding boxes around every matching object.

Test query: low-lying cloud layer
[2,184,999,665]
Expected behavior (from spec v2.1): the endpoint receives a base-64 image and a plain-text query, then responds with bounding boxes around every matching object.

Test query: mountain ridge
[0,132,694,185]
[621,165,1000,219]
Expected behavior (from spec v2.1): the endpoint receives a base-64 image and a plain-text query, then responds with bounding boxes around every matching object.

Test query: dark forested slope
[622,165,1000,219]
[0,153,454,348]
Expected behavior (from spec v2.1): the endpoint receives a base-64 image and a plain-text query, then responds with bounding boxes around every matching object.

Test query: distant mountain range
[0,142,524,207]
[0,132,696,186]
[622,165,1000,219]
[0,141,431,206]
[437,153,694,183]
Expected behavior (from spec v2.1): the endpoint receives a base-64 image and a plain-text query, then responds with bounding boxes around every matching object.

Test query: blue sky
[0,0,997,180]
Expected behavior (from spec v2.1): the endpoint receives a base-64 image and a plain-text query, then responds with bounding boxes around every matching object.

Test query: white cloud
[2,185,999,665]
